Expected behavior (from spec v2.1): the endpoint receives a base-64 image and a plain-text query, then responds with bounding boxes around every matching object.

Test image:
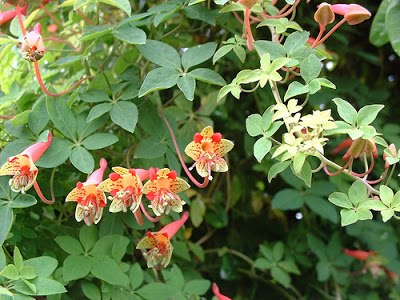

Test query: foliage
[0,0,400,299]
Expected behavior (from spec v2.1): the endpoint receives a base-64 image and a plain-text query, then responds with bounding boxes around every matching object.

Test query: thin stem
[324,158,352,176]
[351,153,374,177]
[34,61,93,97]
[385,164,396,185]
[40,3,63,27]
[195,228,216,245]
[233,11,244,24]
[133,209,144,226]
[139,202,162,223]
[311,24,325,48]
[245,8,254,50]
[315,18,347,47]
[43,37,79,50]
[160,110,210,188]
[33,180,55,204]
[312,162,325,173]
[240,82,260,93]
[77,9,95,25]
[16,4,27,36]
[0,115,15,119]
[225,155,232,213]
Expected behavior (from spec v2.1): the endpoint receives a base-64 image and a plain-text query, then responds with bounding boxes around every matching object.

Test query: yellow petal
[75,204,86,222]
[184,141,203,161]
[93,206,104,224]
[97,178,120,192]
[136,235,159,249]
[112,167,130,175]
[214,139,234,157]
[66,187,86,202]
[157,168,171,177]
[170,177,190,193]
[0,155,34,176]
[211,159,228,173]
[195,159,209,178]
[109,199,125,213]
[142,180,158,194]
[200,126,214,138]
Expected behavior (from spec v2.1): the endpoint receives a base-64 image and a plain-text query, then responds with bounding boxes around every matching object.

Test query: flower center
[202,141,214,153]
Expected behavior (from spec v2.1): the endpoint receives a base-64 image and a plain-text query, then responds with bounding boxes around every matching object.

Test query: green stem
[385,164,396,185]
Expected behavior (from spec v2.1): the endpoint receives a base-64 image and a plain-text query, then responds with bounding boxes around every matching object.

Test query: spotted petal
[112,167,130,175]
[157,168,172,177]
[0,155,34,175]
[170,177,190,193]
[211,158,229,173]
[66,187,86,202]
[214,139,234,157]
[185,141,203,161]
[200,126,214,138]
[75,204,86,222]
[195,159,209,178]
[169,197,184,214]
[130,194,142,213]
[109,198,126,213]
[136,235,161,249]
[142,179,158,194]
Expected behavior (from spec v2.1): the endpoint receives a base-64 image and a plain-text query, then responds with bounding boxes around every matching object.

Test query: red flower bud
[314,3,335,27]
[331,4,371,25]
[21,23,46,62]
[344,248,375,261]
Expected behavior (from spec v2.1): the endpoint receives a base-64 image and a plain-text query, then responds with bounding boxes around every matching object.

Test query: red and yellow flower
[142,168,189,216]
[0,131,52,193]
[97,167,144,214]
[66,158,107,226]
[136,211,189,268]
[185,126,234,180]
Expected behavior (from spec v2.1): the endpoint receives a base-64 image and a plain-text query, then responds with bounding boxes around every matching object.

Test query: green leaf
[11,110,30,126]
[24,257,58,277]
[46,98,77,141]
[70,146,94,174]
[91,256,129,286]
[136,282,179,300]
[0,247,6,270]
[20,266,36,280]
[28,97,49,136]
[91,235,130,257]
[381,209,394,222]
[135,137,167,159]
[63,255,92,281]
[137,40,181,70]
[188,242,205,262]
[111,236,130,262]
[79,26,113,42]
[316,78,336,89]
[188,68,226,86]
[129,263,143,290]
[293,152,306,175]
[316,260,330,281]
[82,281,101,300]
[31,277,67,295]
[246,114,263,137]
[271,267,290,287]
[380,185,394,207]
[213,45,233,64]
[0,264,19,280]
[306,196,338,224]
[386,0,400,56]
[284,81,309,101]
[348,181,367,206]
[183,4,218,25]
[284,31,309,54]
[356,208,373,221]
[307,234,326,261]
[360,200,388,211]
[254,258,273,270]
[177,75,196,101]
[113,25,146,44]
[163,265,184,290]
[273,242,285,261]
[340,209,359,226]
[183,279,210,295]
[300,54,321,83]
[13,247,23,272]
[0,205,13,246]
[332,98,358,126]
[87,103,112,122]
[268,160,291,182]
[55,236,84,255]
[190,198,206,228]
[79,226,98,252]
[272,189,304,210]
[296,161,312,187]
[76,113,107,140]
[369,0,390,47]
[10,194,37,208]
[110,101,138,133]
[98,0,131,15]
[279,261,300,275]
[82,133,118,150]
[139,68,180,97]
[232,45,246,63]
[80,90,111,103]
[254,137,272,163]
[181,42,216,70]
[35,137,73,168]
[356,104,384,126]
[328,192,353,208]
[253,40,286,60]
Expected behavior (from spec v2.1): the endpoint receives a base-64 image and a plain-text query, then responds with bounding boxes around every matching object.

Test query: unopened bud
[314,3,335,27]
[331,4,371,25]
[21,23,46,62]
[238,0,258,9]
[384,144,397,169]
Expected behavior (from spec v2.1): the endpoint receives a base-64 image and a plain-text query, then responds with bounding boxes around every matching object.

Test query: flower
[185,126,234,180]
[212,283,232,300]
[331,4,371,25]
[344,248,375,261]
[0,132,52,193]
[66,158,108,226]
[342,138,378,161]
[314,2,335,27]
[142,168,189,216]
[22,23,46,62]
[136,211,189,268]
[97,167,144,214]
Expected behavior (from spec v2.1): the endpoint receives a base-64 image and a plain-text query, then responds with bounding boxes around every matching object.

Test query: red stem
[34,61,93,97]
[160,111,210,188]
[233,11,244,24]
[39,3,63,27]
[43,37,78,50]
[351,154,375,177]
[245,8,254,51]
[16,4,27,36]
[0,115,15,119]
[77,9,95,25]
[314,18,347,47]
[266,0,300,19]
[140,202,162,223]
[324,158,353,176]
[311,24,325,48]
[33,181,55,204]
[366,169,389,185]
[133,209,144,226]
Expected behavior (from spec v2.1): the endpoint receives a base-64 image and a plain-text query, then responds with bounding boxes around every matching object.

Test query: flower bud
[21,23,46,62]
[331,4,371,25]
[383,144,397,169]
[238,0,258,9]
[314,3,335,27]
